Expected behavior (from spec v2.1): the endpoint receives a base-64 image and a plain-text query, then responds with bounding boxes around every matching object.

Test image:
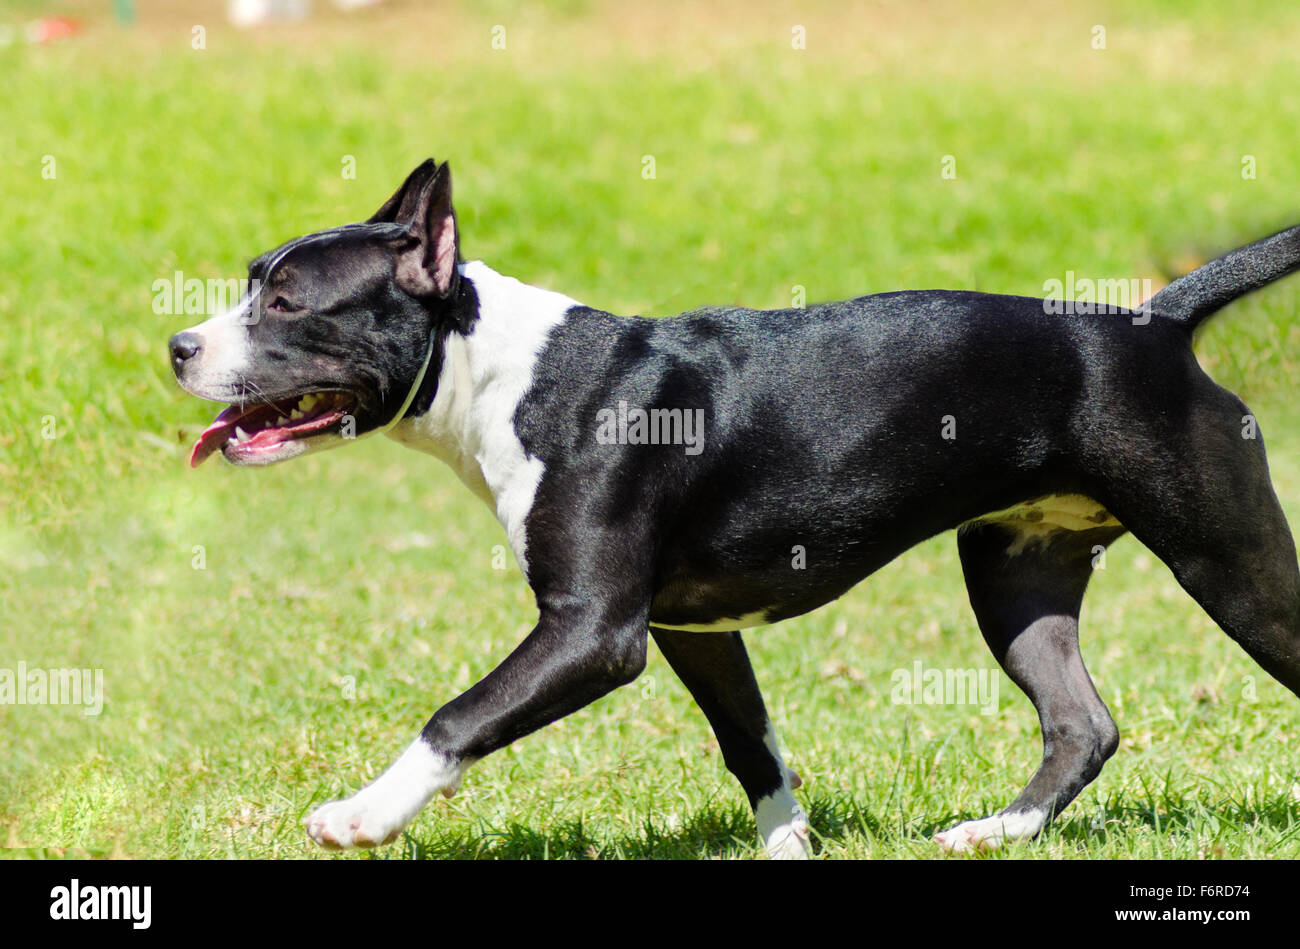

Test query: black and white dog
[170,159,1300,858]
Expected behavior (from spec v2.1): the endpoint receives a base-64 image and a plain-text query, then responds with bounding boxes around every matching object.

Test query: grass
[2,0,1299,859]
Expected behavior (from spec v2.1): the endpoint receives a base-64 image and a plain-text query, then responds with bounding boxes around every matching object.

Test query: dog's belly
[647,494,1123,632]
[648,572,835,632]
[651,610,774,633]
[648,573,777,631]
[647,553,895,633]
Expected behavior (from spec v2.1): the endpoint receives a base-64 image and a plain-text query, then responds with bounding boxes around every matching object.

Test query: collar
[375,320,439,435]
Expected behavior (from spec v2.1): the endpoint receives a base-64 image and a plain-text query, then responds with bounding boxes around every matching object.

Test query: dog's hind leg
[1101,400,1300,699]
[935,521,1125,853]
[650,627,812,859]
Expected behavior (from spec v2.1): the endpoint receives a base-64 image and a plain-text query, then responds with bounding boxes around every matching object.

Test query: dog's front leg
[306,603,648,850]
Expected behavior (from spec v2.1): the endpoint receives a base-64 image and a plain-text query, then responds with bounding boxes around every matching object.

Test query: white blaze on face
[175,294,256,399]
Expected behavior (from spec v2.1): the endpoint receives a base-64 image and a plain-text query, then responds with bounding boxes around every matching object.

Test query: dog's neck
[386,261,581,567]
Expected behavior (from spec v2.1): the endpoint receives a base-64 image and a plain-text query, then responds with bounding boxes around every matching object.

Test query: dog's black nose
[169,331,202,373]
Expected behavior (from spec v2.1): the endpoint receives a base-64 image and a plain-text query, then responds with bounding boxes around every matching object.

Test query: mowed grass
[2,0,1300,858]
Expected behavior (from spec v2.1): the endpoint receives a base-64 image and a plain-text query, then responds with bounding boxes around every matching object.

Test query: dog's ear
[367,159,439,225]
[390,161,459,300]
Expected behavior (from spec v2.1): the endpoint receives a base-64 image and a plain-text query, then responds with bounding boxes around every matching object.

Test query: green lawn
[2,0,1299,859]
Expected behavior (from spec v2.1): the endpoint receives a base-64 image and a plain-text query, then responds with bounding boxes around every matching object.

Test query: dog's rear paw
[306,796,405,850]
[934,809,1046,854]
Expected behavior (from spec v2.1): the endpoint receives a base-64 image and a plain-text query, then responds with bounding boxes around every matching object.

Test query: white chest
[387,261,580,575]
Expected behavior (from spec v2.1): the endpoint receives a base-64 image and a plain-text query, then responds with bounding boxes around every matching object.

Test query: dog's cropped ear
[367,159,439,225]
[390,161,459,300]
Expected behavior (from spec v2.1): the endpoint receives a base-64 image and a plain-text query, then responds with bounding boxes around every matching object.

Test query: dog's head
[170,159,474,467]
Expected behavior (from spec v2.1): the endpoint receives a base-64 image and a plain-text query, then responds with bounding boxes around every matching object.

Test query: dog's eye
[268,296,299,313]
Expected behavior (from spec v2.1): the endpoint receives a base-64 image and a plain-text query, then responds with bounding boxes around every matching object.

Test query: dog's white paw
[765,816,813,860]
[935,809,1046,854]
[306,738,465,851]
[756,793,813,860]
[307,794,406,850]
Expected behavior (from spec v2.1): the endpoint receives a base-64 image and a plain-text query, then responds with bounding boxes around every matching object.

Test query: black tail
[1147,223,1300,331]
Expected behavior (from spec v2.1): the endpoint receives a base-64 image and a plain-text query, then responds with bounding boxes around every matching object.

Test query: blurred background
[3,0,1299,858]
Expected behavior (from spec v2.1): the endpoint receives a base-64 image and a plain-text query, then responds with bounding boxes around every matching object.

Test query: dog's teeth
[234,426,249,443]
[290,408,305,421]
[275,416,288,426]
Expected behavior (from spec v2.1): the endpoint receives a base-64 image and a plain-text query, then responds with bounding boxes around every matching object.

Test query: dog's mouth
[189,390,356,467]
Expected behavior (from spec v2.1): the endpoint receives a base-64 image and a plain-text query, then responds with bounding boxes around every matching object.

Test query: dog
[169,159,1300,858]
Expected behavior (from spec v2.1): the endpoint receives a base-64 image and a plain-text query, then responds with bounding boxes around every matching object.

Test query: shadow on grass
[394,792,913,860]
[917,787,1300,856]
[388,786,1300,859]
[398,802,761,860]
[1051,790,1300,851]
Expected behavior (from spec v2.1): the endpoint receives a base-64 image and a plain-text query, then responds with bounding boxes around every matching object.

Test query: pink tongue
[189,400,348,467]
[189,406,244,468]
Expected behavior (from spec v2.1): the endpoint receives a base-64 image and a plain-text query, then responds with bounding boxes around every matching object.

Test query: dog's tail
[1146,223,1300,331]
